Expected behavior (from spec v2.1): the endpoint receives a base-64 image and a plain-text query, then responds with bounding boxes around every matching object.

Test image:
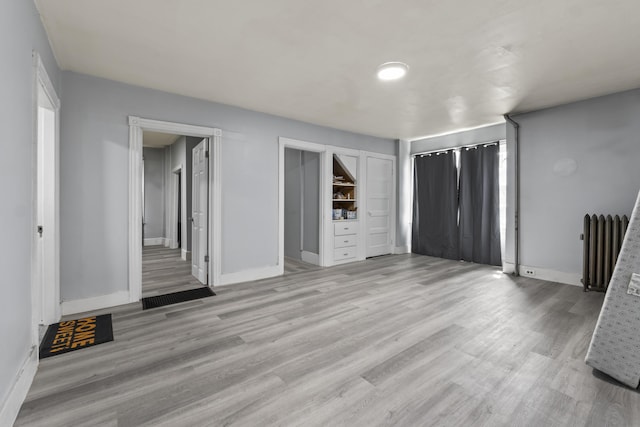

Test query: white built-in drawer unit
[333,221,358,262]
[334,246,357,261]
[334,222,358,236]
[334,234,357,248]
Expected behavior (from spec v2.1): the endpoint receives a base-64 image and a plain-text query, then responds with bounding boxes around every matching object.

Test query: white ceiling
[142,131,180,148]
[35,0,640,140]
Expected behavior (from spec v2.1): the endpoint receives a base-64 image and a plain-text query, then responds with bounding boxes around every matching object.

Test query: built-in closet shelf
[332,153,357,221]
[331,152,360,264]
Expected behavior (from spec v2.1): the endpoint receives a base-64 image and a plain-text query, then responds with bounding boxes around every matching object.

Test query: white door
[191,138,208,284]
[35,84,59,327]
[366,156,393,257]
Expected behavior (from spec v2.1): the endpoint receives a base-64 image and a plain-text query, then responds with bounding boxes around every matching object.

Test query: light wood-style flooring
[17,254,639,426]
[284,256,322,275]
[142,245,205,297]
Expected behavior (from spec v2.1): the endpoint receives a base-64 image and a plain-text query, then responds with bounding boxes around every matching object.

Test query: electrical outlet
[524,269,535,276]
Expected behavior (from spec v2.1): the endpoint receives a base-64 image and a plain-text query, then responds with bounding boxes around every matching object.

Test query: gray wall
[1,0,61,412]
[395,139,411,251]
[60,71,395,300]
[284,149,302,259]
[143,148,165,239]
[411,123,506,155]
[302,151,320,254]
[164,137,187,248]
[512,89,640,280]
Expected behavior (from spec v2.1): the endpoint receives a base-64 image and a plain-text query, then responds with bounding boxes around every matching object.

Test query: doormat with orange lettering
[39,314,113,359]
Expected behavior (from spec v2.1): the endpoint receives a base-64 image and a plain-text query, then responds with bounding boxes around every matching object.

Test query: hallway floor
[142,245,205,297]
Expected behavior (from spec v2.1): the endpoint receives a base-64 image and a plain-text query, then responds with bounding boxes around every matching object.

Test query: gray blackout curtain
[459,144,501,266]
[412,150,459,260]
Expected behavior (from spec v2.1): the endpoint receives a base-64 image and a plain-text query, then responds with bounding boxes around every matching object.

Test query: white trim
[0,347,38,427]
[301,251,320,265]
[220,265,282,286]
[278,137,327,272]
[362,151,397,259]
[143,237,166,246]
[393,245,410,254]
[181,249,191,261]
[168,165,182,250]
[34,53,60,109]
[129,117,222,301]
[128,120,143,302]
[211,129,223,288]
[519,265,582,287]
[61,291,131,316]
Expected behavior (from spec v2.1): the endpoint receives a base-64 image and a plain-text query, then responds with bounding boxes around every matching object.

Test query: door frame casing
[278,137,327,271]
[361,151,397,258]
[31,51,61,344]
[129,117,221,301]
[168,164,183,251]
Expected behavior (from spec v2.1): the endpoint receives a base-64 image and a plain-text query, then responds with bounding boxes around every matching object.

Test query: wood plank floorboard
[16,254,639,426]
[141,245,205,297]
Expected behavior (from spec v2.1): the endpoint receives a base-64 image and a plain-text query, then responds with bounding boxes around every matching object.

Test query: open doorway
[141,132,208,297]
[283,148,321,274]
[278,137,326,275]
[128,117,221,302]
[31,53,61,343]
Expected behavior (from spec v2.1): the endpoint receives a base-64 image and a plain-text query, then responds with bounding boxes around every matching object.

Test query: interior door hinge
[37,225,43,237]
[205,150,209,158]
[204,255,209,263]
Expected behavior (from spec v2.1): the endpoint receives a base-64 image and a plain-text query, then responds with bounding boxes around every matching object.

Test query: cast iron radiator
[581,214,629,292]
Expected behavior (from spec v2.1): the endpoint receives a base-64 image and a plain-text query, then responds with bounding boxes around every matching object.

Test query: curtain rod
[411,139,506,157]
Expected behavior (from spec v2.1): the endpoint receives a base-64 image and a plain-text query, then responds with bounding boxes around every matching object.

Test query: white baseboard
[501,261,581,287]
[301,251,320,265]
[61,290,131,316]
[0,346,37,427]
[519,264,582,287]
[181,249,191,261]
[220,265,282,286]
[143,237,165,246]
[393,245,410,255]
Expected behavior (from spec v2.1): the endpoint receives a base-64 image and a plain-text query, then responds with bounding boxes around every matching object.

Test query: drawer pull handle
[344,253,348,256]
[344,240,349,243]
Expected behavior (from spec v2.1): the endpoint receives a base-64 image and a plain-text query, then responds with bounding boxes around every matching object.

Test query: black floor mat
[142,287,215,310]
[40,314,114,358]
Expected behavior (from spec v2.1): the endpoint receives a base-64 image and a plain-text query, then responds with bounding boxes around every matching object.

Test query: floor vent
[142,287,215,310]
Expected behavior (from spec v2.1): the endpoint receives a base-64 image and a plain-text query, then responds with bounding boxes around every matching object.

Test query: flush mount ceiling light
[377,62,409,81]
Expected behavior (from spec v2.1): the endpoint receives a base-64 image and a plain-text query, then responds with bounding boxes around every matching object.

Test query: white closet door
[191,138,208,284]
[366,156,393,257]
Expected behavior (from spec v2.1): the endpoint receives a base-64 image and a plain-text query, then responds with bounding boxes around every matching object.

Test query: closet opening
[283,147,322,274]
[278,137,326,275]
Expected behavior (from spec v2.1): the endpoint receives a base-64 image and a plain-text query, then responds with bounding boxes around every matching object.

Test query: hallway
[142,245,205,297]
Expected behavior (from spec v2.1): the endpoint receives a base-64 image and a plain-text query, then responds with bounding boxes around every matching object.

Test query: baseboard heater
[581,214,629,292]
